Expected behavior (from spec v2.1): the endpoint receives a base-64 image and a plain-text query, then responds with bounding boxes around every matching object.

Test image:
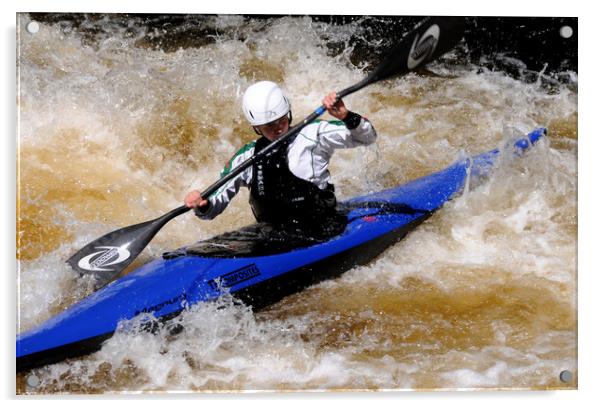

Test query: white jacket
[197,117,377,220]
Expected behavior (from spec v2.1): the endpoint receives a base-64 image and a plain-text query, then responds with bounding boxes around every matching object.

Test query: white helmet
[242,81,290,126]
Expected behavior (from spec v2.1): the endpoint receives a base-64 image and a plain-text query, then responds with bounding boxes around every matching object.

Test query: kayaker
[184,80,377,238]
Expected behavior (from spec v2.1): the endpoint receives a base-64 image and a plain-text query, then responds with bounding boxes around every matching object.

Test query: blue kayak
[16,128,546,372]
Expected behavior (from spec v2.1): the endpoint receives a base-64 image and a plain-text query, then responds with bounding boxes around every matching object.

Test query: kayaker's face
[255,114,290,141]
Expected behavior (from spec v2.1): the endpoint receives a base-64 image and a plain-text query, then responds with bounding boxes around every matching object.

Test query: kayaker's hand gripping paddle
[67,16,466,287]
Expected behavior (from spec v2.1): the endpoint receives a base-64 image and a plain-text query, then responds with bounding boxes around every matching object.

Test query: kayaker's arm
[347,115,377,145]
[188,143,255,220]
[193,169,250,219]
[318,92,376,149]
[322,91,377,146]
[314,115,377,153]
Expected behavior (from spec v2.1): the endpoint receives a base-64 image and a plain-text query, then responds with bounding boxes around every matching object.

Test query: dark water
[29,13,577,72]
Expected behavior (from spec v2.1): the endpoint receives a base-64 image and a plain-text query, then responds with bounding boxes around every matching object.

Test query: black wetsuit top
[249,135,346,238]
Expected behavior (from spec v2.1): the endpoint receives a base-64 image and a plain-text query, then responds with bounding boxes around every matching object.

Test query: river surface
[16,14,577,393]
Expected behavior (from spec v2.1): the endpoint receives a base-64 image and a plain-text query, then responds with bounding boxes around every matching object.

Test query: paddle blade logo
[77,246,131,272]
[407,24,440,69]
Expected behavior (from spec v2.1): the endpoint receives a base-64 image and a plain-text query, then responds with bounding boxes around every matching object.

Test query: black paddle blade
[66,205,190,286]
[370,16,465,84]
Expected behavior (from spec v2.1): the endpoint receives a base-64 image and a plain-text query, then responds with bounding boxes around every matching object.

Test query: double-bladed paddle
[67,16,465,287]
